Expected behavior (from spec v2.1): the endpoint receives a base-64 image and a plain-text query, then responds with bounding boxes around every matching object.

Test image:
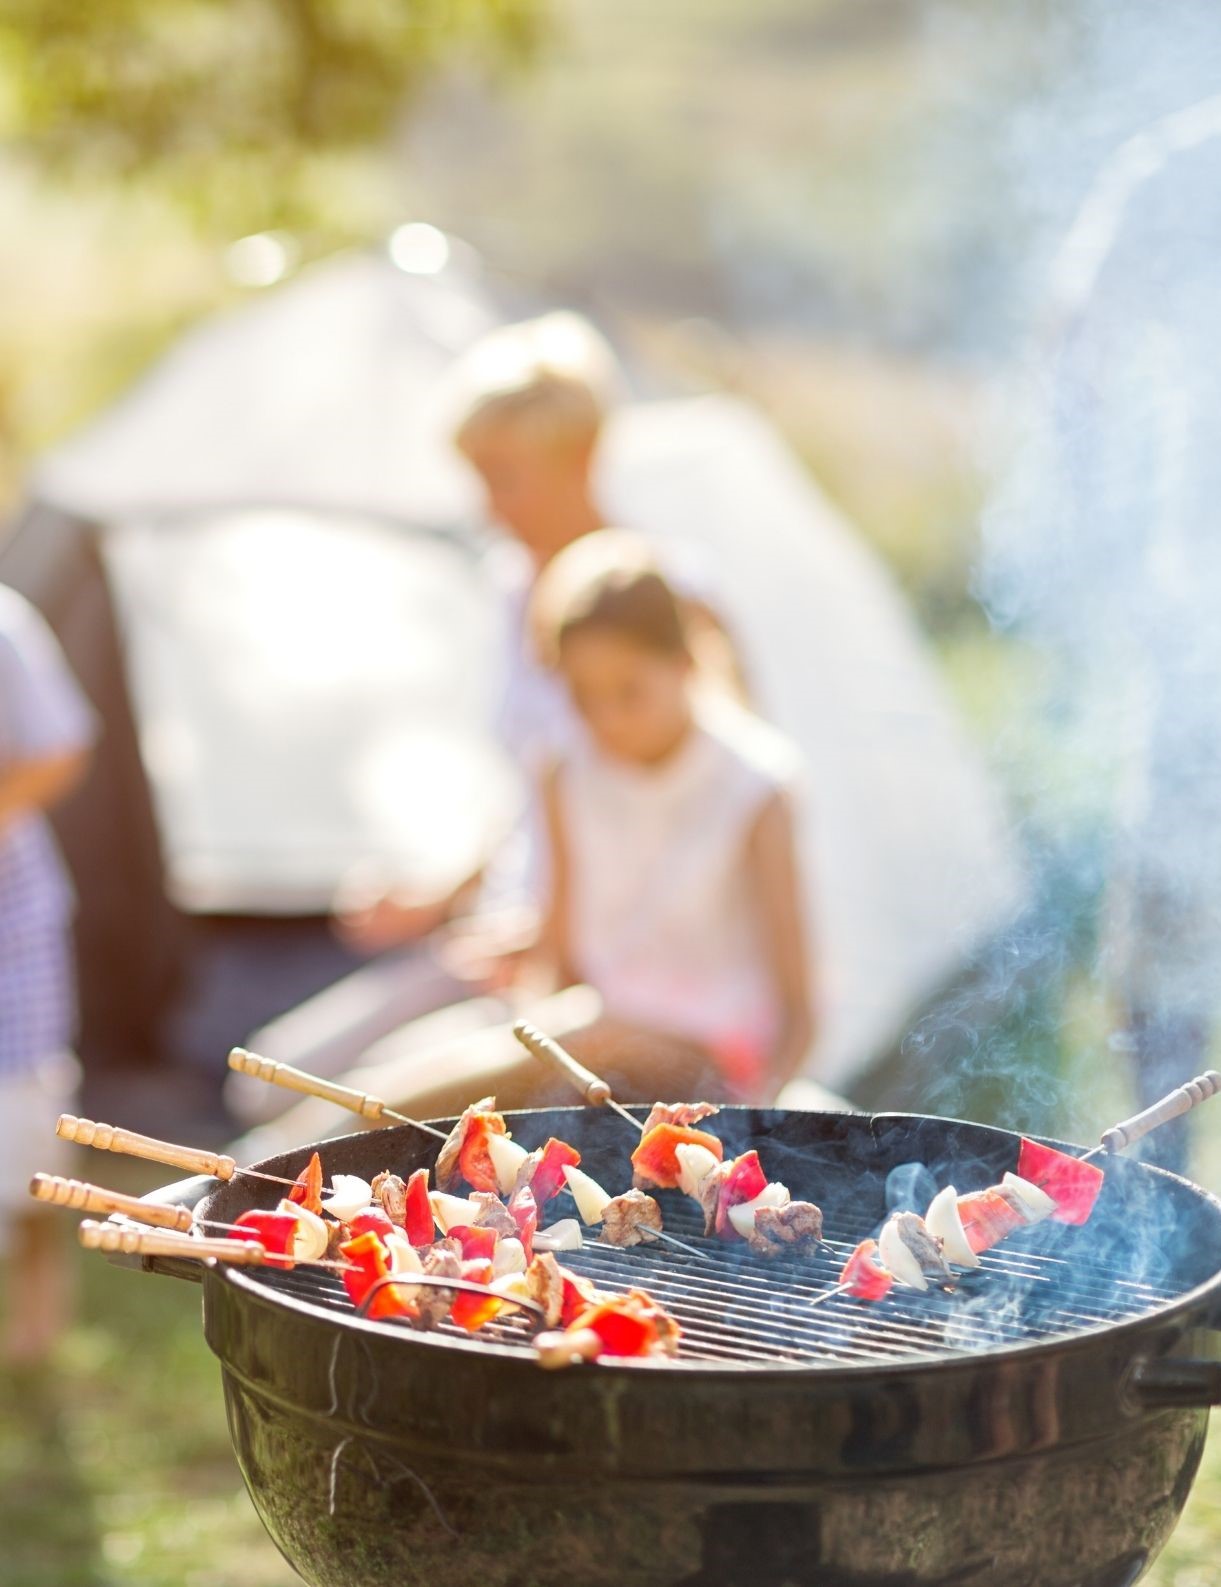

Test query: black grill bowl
[166,1108,1221,1587]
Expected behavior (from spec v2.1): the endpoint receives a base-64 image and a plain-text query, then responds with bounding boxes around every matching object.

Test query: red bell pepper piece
[568,1289,679,1359]
[508,1183,538,1260]
[232,1209,299,1269]
[956,1188,1027,1254]
[450,1258,503,1332]
[447,1224,499,1263]
[1016,1137,1105,1226]
[714,1151,769,1239]
[403,1167,434,1246]
[339,1230,419,1322]
[527,1139,582,1205]
[631,1123,724,1191]
[458,1113,510,1194]
[287,1151,324,1216]
[558,1266,600,1327]
[348,1206,395,1241]
[839,1238,893,1301]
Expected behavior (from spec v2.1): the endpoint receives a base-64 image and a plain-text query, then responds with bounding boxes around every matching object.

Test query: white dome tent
[3,234,1023,1090]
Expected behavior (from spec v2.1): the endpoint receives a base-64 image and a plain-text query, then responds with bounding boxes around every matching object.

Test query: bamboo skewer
[808,1282,851,1310]
[227,1048,447,1141]
[30,1172,260,1236]
[77,1219,269,1264]
[55,1113,319,1190]
[31,1172,197,1231]
[1079,1070,1221,1163]
[512,1020,645,1134]
[75,1218,355,1271]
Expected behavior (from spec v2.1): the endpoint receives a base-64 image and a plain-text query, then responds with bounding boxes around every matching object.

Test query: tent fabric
[101,509,513,912]
[33,251,495,526]
[18,248,1025,1089]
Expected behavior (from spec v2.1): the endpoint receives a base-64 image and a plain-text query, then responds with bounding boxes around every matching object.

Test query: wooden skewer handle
[30,1173,195,1232]
[56,1114,237,1181]
[228,1047,388,1122]
[1100,1070,1221,1153]
[77,1219,265,1264]
[511,1020,613,1106]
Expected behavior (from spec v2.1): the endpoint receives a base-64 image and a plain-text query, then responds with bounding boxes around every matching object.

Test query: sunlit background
[3,3,1221,1583]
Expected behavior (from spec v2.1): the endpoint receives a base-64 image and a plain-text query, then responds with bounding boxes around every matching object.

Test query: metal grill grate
[235,1197,1185,1369]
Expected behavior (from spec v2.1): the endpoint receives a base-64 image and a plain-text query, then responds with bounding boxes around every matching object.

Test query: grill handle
[1099,1071,1221,1154]
[94,1174,220,1284]
[512,1020,612,1105]
[1128,1358,1221,1409]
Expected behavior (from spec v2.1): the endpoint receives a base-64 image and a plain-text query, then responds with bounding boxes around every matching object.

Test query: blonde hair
[530,530,689,668]
[449,312,621,456]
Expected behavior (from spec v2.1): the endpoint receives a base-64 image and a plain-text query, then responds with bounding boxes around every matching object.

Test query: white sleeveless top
[556,698,801,1059]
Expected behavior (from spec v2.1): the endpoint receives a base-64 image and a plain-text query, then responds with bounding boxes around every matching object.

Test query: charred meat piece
[469,1191,518,1239]
[526,1251,565,1328]
[513,1149,542,1197]
[370,1171,407,1228]
[600,1189,663,1248]
[641,1101,721,1135]
[699,1161,732,1236]
[894,1210,955,1288]
[746,1200,824,1257]
[415,1246,462,1329]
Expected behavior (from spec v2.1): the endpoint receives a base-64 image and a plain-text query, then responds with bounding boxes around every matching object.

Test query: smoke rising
[903,2,1221,1154]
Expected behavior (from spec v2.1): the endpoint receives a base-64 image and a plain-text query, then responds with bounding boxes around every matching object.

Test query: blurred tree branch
[0,0,548,228]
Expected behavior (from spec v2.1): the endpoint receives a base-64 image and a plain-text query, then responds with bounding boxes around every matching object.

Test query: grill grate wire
[234,1199,1185,1369]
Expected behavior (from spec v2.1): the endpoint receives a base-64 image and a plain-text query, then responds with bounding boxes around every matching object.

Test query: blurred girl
[525,529,814,1101]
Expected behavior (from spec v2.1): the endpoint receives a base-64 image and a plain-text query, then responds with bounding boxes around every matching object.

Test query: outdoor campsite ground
[2,1060,1219,1587]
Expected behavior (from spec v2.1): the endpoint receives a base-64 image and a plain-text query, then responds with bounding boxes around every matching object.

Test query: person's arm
[0,747,89,829]
[537,763,577,988]
[333,866,484,953]
[746,788,816,1092]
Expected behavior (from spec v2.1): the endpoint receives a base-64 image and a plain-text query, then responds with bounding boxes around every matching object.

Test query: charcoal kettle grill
[107,1101,1221,1587]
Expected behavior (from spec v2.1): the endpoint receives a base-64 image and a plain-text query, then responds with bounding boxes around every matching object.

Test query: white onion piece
[925,1185,980,1269]
[486,1132,530,1196]
[489,1272,532,1312]
[320,1174,373,1222]
[276,1198,330,1261]
[533,1218,583,1252]
[726,1182,792,1239]
[384,1233,423,1274]
[878,1216,930,1291]
[1002,1172,1057,1224]
[562,1165,613,1225]
[429,1192,483,1233]
[492,1236,527,1277]
[675,1143,720,1199]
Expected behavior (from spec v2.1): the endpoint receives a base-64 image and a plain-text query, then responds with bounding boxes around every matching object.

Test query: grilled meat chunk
[370,1171,407,1228]
[416,1246,462,1329]
[600,1189,663,1248]
[699,1161,731,1236]
[641,1101,721,1135]
[894,1210,955,1287]
[470,1191,518,1239]
[746,1200,824,1257]
[526,1251,565,1328]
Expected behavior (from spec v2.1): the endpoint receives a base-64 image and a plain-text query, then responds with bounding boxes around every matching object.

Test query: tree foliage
[0,0,548,226]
